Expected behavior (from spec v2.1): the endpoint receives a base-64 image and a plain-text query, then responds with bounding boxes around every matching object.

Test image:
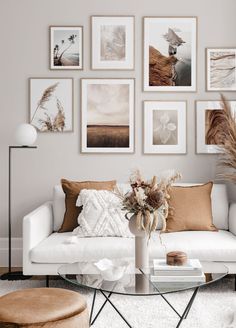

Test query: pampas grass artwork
[30,78,73,132]
[216,96,236,182]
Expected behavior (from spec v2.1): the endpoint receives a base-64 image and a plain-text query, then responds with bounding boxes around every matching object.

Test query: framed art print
[30,78,73,132]
[206,48,236,91]
[144,101,186,154]
[91,16,134,70]
[143,17,197,92]
[50,26,83,69]
[81,79,134,153]
[196,100,236,153]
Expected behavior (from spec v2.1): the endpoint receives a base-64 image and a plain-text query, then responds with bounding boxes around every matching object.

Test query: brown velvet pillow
[165,182,218,233]
[59,179,117,232]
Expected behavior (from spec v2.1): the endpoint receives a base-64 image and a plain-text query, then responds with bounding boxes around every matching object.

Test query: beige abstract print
[100,25,126,61]
[210,51,236,89]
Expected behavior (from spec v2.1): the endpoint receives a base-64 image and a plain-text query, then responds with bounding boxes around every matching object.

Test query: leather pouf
[0,288,89,328]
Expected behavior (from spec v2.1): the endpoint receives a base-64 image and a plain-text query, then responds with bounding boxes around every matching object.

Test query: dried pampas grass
[216,95,236,183]
[31,82,59,124]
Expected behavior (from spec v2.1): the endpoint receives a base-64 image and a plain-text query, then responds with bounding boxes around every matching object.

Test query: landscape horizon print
[81,79,134,153]
[143,17,197,91]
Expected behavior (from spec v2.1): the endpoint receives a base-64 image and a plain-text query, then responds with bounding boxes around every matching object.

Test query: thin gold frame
[143,100,188,155]
[90,16,135,71]
[29,77,74,133]
[205,47,236,92]
[80,78,135,154]
[142,16,198,93]
[49,26,83,70]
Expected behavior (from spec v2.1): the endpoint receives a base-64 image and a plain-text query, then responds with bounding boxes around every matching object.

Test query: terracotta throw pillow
[59,179,116,232]
[165,182,218,233]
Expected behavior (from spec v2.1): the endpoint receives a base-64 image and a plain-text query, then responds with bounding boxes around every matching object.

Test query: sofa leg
[46,275,49,288]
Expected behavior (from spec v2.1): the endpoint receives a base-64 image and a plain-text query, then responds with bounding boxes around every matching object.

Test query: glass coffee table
[58,261,228,328]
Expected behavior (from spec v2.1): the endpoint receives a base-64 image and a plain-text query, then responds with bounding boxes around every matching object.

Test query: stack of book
[150,259,205,289]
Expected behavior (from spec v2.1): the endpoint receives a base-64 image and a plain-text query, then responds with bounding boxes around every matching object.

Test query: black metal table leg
[184,287,198,319]
[100,290,132,328]
[90,291,112,326]
[89,290,97,326]
[176,287,199,328]
[89,286,199,327]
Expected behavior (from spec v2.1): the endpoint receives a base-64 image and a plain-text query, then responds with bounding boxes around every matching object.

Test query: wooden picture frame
[29,78,74,132]
[81,78,135,153]
[206,48,236,91]
[91,16,134,70]
[143,17,197,92]
[196,100,236,154]
[50,26,83,70]
[144,101,187,154]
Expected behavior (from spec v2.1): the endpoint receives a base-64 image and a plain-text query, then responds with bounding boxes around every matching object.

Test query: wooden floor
[0,268,59,280]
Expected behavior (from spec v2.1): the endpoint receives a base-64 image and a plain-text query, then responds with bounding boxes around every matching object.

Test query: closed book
[150,272,205,283]
[153,259,202,271]
[152,281,203,291]
[153,269,202,276]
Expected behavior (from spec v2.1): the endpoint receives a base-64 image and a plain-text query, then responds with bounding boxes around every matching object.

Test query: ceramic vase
[128,214,149,269]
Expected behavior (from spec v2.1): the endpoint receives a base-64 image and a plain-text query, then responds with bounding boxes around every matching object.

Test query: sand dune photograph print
[205,109,224,145]
[207,48,236,91]
[81,79,134,153]
[144,17,196,91]
[196,101,236,153]
[50,26,83,69]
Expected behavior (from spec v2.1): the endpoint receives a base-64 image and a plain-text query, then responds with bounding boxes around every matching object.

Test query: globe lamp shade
[15,124,37,146]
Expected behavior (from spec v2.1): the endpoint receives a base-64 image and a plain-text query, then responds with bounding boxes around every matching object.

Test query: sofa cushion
[30,230,236,264]
[52,183,229,232]
[59,179,116,232]
[53,183,131,232]
[73,189,132,237]
[166,182,218,232]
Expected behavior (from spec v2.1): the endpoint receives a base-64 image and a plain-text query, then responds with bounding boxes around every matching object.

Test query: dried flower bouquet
[119,170,181,238]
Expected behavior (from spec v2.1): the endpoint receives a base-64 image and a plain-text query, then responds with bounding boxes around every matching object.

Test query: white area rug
[0,277,236,328]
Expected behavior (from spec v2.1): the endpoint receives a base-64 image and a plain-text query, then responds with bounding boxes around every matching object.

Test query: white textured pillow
[73,189,132,238]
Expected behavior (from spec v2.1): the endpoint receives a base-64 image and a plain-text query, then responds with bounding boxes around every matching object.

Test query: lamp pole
[1,146,37,280]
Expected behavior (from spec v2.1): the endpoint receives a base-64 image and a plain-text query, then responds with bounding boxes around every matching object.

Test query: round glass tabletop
[58,260,228,296]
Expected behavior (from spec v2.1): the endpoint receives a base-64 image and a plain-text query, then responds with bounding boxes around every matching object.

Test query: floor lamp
[1,124,37,280]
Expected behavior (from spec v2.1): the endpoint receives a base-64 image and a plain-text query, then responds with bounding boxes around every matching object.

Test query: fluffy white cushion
[73,189,132,238]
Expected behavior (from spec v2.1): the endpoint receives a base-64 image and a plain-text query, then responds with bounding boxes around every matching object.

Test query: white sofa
[23,183,236,276]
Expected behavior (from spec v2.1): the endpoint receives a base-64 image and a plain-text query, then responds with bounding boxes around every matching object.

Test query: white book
[153,268,202,276]
[153,259,202,271]
[150,272,206,283]
[152,281,203,290]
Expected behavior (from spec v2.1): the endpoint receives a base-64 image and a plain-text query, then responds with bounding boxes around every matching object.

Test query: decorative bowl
[94,258,129,281]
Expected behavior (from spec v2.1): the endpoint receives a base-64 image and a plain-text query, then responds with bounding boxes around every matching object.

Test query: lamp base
[1,271,32,280]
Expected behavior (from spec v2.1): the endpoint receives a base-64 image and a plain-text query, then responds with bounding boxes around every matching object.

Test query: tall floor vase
[128,214,149,270]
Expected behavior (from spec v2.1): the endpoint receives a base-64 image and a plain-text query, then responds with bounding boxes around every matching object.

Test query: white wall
[0,0,236,240]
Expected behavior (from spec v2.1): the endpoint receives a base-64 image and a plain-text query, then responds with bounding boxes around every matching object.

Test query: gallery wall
[0,0,236,240]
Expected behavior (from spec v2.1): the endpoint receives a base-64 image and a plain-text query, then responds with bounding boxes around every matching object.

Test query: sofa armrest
[229,202,236,235]
[23,201,53,273]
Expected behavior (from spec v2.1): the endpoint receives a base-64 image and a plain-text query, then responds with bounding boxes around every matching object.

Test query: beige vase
[128,214,149,270]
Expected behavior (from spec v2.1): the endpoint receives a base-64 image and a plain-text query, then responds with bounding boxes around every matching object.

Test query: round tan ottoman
[0,288,89,328]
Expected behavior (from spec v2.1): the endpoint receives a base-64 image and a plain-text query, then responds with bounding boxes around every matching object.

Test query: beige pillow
[165,182,218,233]
[59,179,116,232]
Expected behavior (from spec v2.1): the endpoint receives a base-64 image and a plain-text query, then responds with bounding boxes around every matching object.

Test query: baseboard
[0,238,22,267]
